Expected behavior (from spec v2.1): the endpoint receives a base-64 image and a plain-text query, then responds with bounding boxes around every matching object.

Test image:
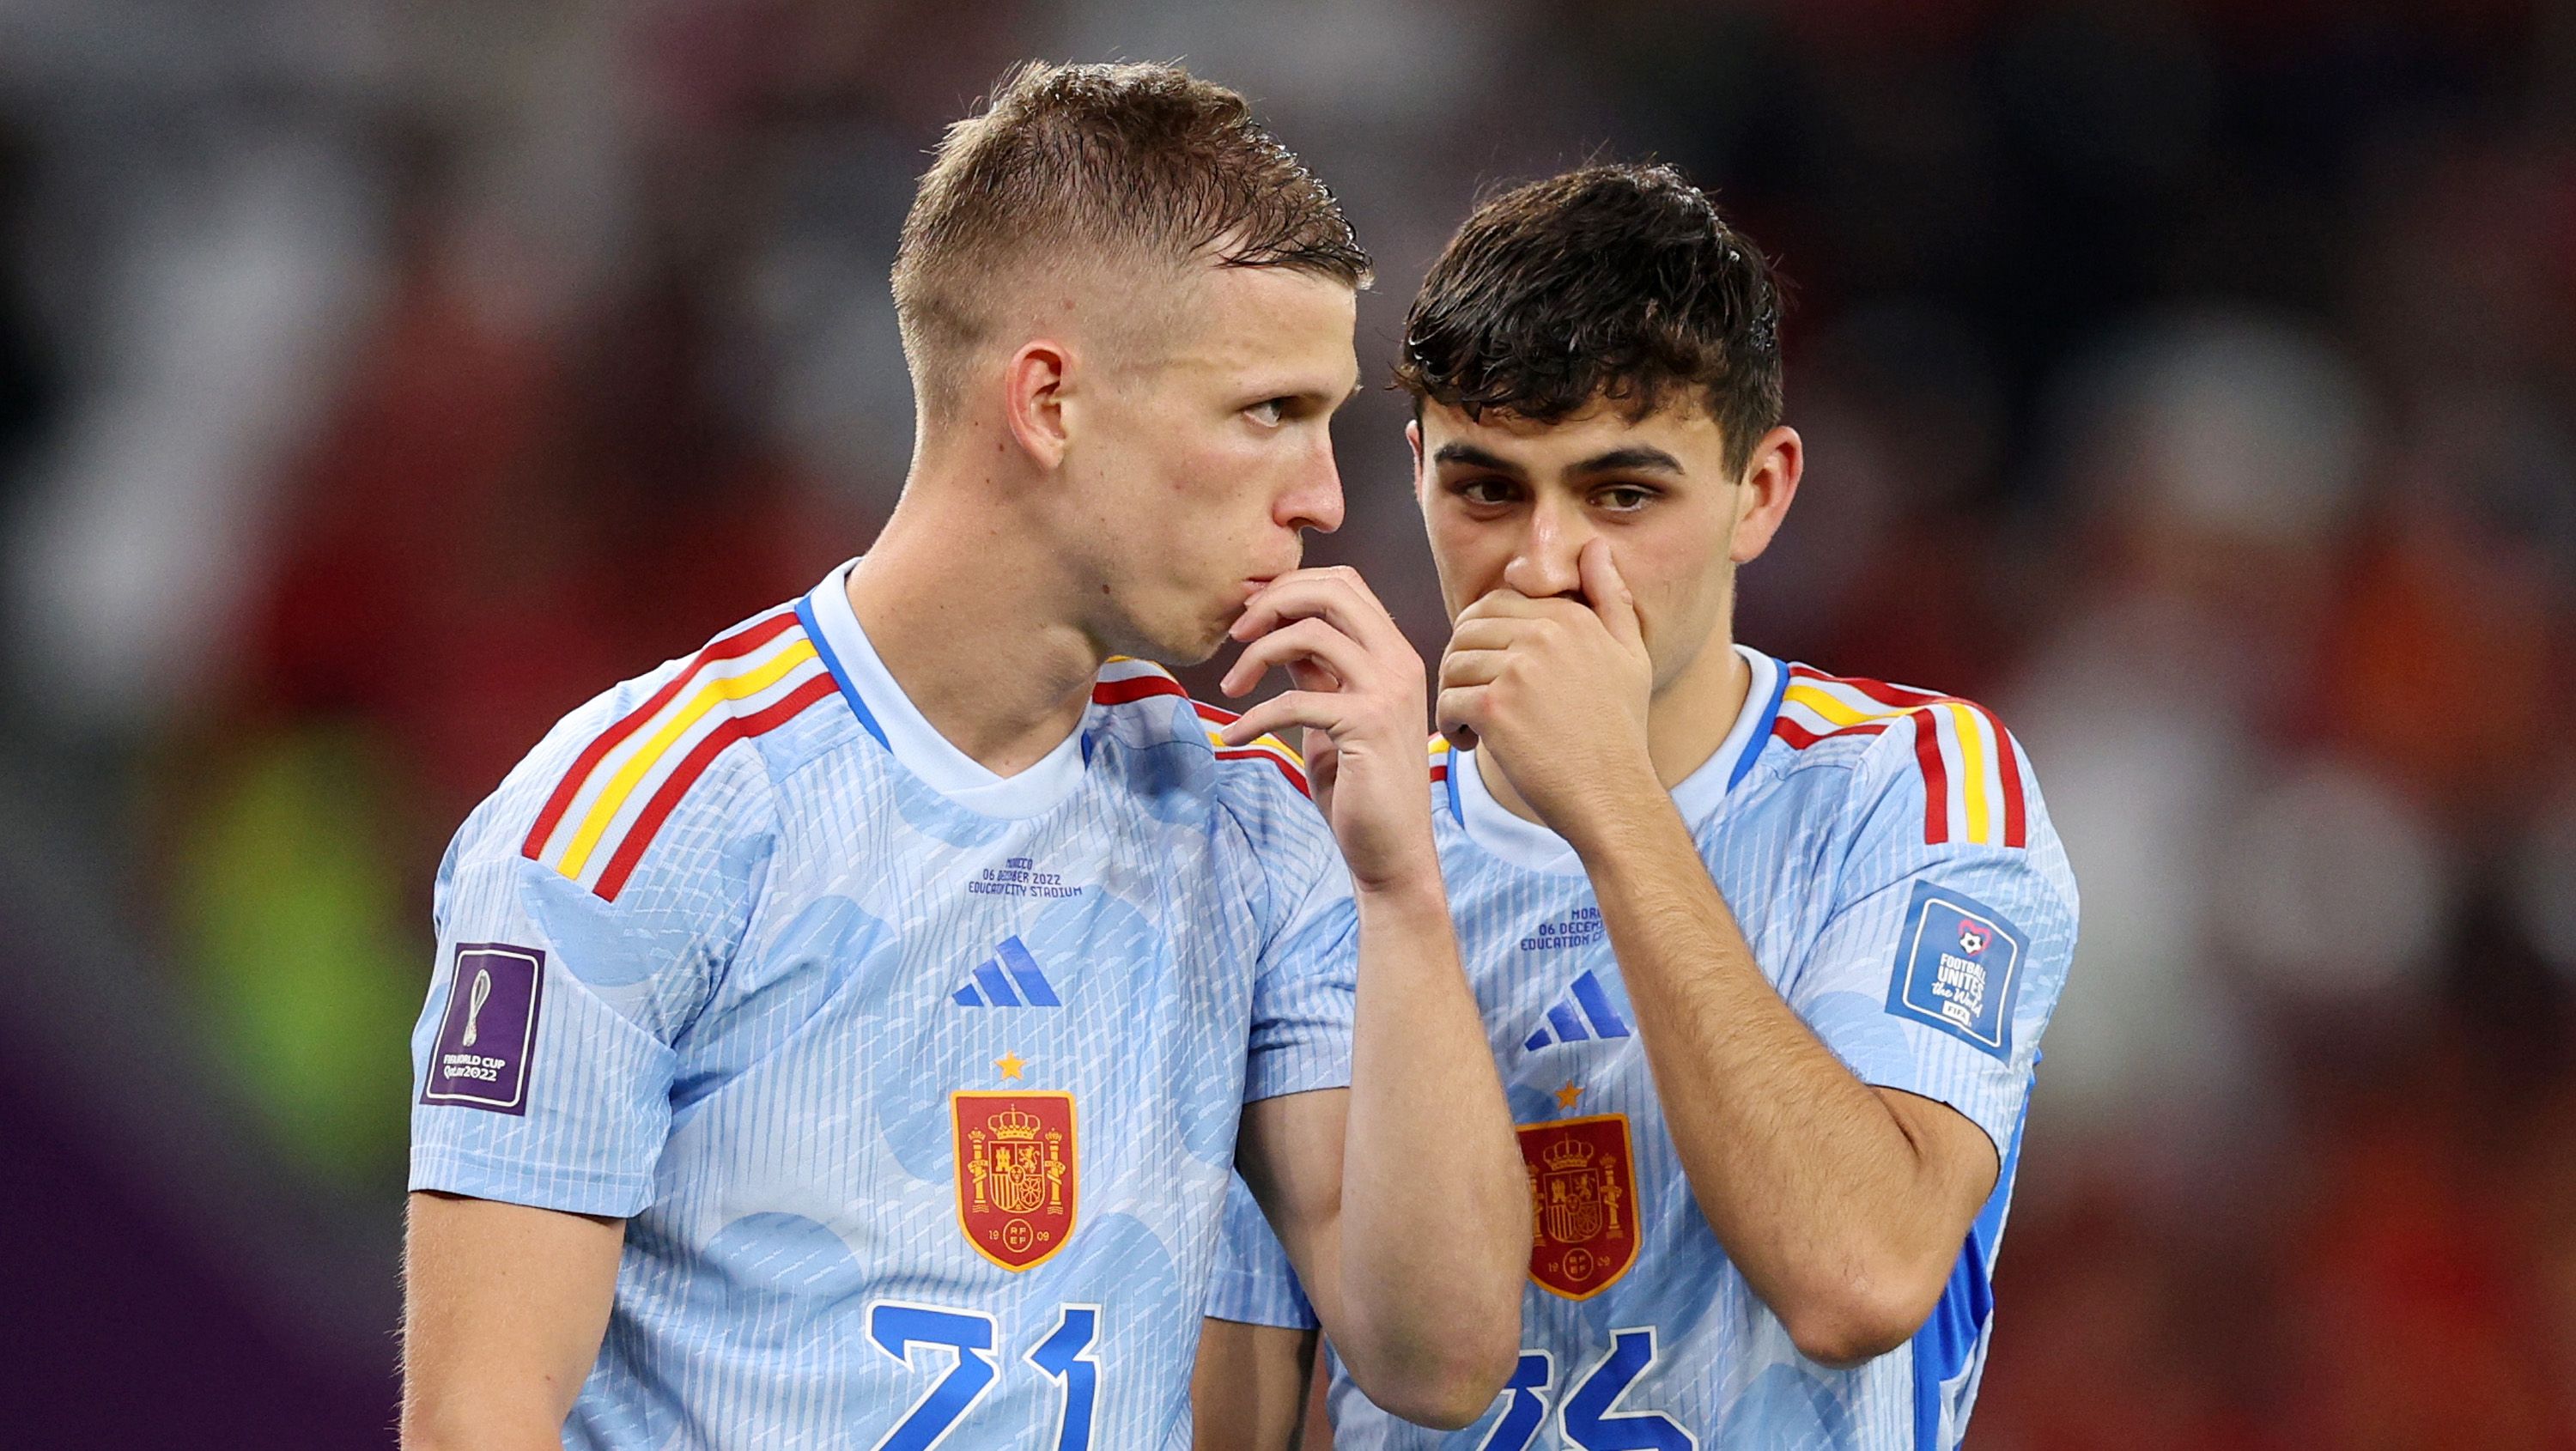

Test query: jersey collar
[796,559,1088,820]
[1449,645,1784,874]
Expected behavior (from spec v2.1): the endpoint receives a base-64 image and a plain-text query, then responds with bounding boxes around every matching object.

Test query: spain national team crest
[952,1091,1078,1272]
[1517,1113,1639,1299]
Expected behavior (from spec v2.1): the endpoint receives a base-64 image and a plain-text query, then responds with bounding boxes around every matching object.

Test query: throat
[843,552,1103,777]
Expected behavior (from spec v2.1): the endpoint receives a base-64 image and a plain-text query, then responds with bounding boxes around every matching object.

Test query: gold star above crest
[995,1052,1027,1081]
[1554,1081,1583,1110]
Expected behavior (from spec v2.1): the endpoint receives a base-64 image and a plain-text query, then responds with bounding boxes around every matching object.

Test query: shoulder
[1765,663,2039,853]
[1089,657,1313,806]
[493,601,845,903]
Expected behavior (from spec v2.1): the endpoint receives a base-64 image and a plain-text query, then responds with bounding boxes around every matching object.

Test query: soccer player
[1195,165,2079,1449]
[398,63,1529,1449]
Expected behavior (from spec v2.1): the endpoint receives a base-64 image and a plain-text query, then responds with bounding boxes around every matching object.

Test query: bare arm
[401,1191,625,1450]
[1439,543,1994,1366]
[1192,1319,1321,1451]
[1229,889,1524,1424]
[1219,567,1528,1428]
[1571,794,1996,1364]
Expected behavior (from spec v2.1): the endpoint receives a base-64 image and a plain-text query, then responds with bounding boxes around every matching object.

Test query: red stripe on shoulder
[590,672,837,902]
[1093,675,1189,707]
[1771,716,1890,750]
[1192,701,1240,725]
[1216,747,1310,798]
[1913,711,1950,845]
[522,610,800,860]
[1789,664,1946,710]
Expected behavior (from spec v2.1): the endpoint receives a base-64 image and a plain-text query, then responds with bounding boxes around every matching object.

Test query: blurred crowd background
[2,0,2571,1444]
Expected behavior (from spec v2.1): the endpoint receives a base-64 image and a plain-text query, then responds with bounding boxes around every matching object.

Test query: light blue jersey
[1210,647,2077,1450]
[410,561,1355,1449]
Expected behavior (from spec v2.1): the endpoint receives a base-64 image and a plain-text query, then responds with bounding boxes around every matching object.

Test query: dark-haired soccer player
[1197,166,2078,1449]
[398,62,1529,1450]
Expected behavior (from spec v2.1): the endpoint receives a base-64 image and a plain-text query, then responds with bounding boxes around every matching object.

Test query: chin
[1113,607,1229,669]
[1160,622,1231,668]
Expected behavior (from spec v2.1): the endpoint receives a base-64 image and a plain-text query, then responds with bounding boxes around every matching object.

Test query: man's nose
[1501,495,1588,598]
[1281,435,1345,535]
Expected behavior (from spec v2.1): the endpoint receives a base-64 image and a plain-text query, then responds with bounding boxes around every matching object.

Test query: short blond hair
[891,60,1370,418]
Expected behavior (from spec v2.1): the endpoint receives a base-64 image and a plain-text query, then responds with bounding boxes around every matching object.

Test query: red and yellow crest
[1518,1113,1639,1300]
[951,1091,1078,1272]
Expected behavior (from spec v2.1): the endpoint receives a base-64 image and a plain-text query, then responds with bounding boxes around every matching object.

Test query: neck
[1479,634,1749,826]
[842,452,1105,776]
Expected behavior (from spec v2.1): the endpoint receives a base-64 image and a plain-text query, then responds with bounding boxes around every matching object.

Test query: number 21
[868,1300,1101,1451]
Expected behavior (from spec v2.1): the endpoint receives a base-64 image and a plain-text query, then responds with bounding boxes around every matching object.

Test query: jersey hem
[1203,1268,1321,1331]
[407,1149,655,1219]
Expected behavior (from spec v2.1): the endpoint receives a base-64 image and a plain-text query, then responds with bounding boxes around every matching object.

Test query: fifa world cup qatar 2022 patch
[421,944,544,1114]
[1886,881,2025,1059]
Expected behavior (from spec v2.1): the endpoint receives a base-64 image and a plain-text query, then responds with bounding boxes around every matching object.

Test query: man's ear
[1406,418,1428,506]
[1001,339,1072,469]
[1729,425,1804,564]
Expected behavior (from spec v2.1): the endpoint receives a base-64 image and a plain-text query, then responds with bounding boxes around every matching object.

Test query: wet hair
[1396,163,1784,473]
[893,60,1370,418]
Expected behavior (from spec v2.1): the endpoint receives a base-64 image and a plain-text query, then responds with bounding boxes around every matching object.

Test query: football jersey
[1208,646,2078,1450]
[410,560,1357,1449]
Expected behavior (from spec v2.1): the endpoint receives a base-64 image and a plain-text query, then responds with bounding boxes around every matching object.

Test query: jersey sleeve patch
[1885,882,2025,1060]
[419,944,545,1114]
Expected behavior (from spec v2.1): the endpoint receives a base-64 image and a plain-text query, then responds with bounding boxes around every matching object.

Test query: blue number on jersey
[1562,1328,1694,1451]
[870,1302,1001,1451]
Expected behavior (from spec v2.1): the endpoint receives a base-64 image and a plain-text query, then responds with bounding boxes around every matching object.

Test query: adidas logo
[1521,969,1631,1050]
[951,937,1062,1008]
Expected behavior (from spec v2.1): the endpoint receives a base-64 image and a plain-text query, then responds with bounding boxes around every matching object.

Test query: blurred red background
[1,1,2570,1444]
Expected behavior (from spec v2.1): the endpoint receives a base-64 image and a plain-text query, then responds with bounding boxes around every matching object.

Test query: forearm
[401,1191,621,1449]
[1567,797,1967,1359]
[1332,877,1527,1406]
[1192,1319,1321,1451]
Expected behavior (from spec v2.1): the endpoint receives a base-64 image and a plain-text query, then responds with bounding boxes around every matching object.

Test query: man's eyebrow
[1431,442,1527,477]
[1569,445,1687,477]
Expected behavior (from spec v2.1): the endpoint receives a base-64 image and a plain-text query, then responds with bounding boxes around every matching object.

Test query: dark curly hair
[1395,164,1783,474]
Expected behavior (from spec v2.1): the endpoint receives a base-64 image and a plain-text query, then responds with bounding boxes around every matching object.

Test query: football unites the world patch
[420,944,544,1114]
[1517,1113,1640,1300]
[952,1091,1078,1272]
[1886,882,2026,1059]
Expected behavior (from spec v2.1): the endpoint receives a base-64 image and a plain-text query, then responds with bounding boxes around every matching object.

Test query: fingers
[1452,588,1548,624]
[1220,616,1373,699]
[1218,690,1340,748]
[1233,567,1407,655]
[1452,587,1590,628]
[1442,616,1524,654]
[1577,540,1643,647]
[1435,684,1488,747]
[1437,647,1508,690]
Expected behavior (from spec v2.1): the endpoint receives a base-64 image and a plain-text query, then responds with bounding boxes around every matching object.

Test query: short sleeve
[1205,1173,1321,1329]
[408,700,769,1218]
[1786,712,2079,1158]
[1218,762,1359,1104]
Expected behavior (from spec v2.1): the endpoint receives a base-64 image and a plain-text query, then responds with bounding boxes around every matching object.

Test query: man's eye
[1460,479,1515,507]
[1247,398,1289,426]
[1598,487,1655,513]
